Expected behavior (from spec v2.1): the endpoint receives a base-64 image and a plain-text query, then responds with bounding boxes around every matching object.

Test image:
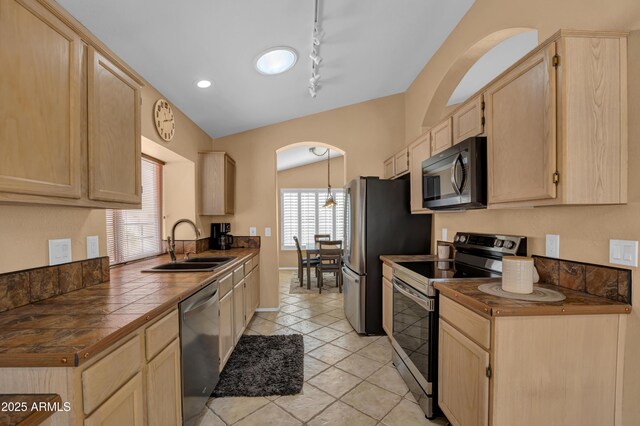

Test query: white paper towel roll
[501,256,534,294]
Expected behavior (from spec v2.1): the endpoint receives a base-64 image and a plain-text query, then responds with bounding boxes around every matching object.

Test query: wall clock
[154,98,175,142]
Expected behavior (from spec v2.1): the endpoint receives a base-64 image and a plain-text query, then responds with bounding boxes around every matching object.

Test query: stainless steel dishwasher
[180,279,220,425]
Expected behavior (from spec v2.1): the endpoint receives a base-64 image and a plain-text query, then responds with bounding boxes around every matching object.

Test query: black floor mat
[212,334,304,397]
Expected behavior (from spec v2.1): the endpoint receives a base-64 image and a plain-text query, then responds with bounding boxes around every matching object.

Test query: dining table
[304,243,344,290]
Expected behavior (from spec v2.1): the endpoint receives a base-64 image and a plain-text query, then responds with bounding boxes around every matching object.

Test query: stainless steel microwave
[422,136,486,210]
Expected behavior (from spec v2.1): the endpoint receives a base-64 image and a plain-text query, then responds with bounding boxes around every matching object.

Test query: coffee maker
[210,223,234,250]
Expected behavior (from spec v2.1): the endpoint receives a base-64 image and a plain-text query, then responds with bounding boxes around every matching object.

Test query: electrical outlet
[49,238,72,265]
[265,227,271,237]
[546,234,560,258]
[441,228,448,241]
[249,227,257,236]
[610,240,638,267]
[86,236,99,258]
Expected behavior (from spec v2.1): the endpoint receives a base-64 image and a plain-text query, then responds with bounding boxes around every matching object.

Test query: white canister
[437,245,451,259]
[501,256,535,294]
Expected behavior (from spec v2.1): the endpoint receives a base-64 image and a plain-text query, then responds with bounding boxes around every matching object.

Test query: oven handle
[392,278,434,311]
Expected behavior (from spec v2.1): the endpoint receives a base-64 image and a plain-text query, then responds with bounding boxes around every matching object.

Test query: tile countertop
[0,394,61,426]
[380,255,631,318]
[0,248,258,368]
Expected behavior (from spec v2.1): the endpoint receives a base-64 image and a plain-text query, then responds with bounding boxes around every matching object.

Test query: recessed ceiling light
[255,47,297,75]
[196,80,212,88]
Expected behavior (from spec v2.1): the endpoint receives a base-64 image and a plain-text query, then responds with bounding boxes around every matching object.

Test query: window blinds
[280,188,345,249]
[106,158,163,264]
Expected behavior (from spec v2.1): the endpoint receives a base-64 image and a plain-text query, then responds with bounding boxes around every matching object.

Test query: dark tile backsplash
[230,236,261,249]
[164,237,210,254]
[533,255,631,304]
[0,256,110,313]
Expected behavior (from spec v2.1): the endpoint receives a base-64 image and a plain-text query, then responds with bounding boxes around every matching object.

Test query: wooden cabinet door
[253,265,260,311]
[382,277,392,335]
[244,270,254,324]
[224,155,236,214]
[394,149,409,176]
[438,320,489,426]
[0,0,82,199]
[84,372,144,426]
[233,280,245,344]
[452,95,484,144]
[486,43,557,204]
[146,339,181,426]
[383,157,395,179]
[431,117,453,155]
[219,291,234,368]
[88,48,141,204]
[408,133,431,213]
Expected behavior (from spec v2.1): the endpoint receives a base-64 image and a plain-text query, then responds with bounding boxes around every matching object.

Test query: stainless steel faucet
[167,219,201,262]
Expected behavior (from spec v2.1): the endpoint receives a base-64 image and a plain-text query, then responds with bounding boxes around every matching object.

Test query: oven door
[391,277,437,394]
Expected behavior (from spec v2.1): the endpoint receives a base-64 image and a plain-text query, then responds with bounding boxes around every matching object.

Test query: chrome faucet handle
[167,236,177,262]
[183,251,195,260]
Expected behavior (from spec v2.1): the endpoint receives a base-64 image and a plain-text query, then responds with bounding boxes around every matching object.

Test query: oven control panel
[453,232,526,256]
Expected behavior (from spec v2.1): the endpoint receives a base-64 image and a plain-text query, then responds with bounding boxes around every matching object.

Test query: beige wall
[212,93,405,308]
[277,156,346,268]
[403,1,640,421]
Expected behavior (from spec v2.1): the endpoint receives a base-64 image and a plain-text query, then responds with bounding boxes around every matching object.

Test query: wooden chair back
[318,240,342,268]
[293,236,304,277]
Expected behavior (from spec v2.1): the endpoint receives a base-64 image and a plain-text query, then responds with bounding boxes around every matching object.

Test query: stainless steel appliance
[390,232,526,419]
[180,279,220,425]
[210,223,234,250]
[422,136,486,210]
[343,177,431,334]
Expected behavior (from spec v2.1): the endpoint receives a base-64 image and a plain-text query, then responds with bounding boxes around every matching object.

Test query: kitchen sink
[183,256,235,263]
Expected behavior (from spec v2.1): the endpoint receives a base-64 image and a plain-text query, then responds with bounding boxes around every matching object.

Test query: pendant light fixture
[323,148,337,208]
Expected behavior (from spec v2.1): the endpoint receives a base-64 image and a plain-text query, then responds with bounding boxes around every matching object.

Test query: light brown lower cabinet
[382,277,392,335]
[438,295,627,426]
[219,290,234,369]
[146,339,181,426]
[84,371,145,426]
[233,279,245,344]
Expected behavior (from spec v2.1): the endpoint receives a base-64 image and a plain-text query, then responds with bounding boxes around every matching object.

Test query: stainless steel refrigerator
[342,177,432,334]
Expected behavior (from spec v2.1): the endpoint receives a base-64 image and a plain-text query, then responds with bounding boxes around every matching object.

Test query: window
[106,157,163,264]
[280,188,345,249]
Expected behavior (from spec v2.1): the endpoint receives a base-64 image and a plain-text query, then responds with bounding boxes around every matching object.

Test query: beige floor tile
[274,383,335,422]
[280,304,304,314]
[289,319,324,333]
[248,321,283,335]
[272,327,300,336]
[294,300,316,308]
[308,313,341,326]
[404,391,417,403]
[256,311,279,321]
[366,365,409,396]
[308,367,362,398]
[290,309,318,320]
[327,319,356,333]
[307,401,377,426]
[207,396,269,424]
[324,299,344,308]
[307,326,345,342]
[194,408,225,426]
[273,314,304,326]
[234,403,302,426]
[325,308,347,319]
[380,399,435,426]
[243,329,260,336]
[341,381,402,420]
[304,355,331,379]
[332,333,376,352]
[308,304,335,314]
[373,336,392,348]
[336,353,384,379]
[308,343,352,365]
[357,342,392,364]
[303,335,326,353]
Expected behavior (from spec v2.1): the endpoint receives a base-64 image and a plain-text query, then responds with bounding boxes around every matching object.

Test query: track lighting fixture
[308,0,324,98]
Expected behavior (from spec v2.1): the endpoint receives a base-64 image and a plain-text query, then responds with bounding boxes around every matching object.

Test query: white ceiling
[447,30,538,105]
[57,0,474,138]
[277,146,343,171]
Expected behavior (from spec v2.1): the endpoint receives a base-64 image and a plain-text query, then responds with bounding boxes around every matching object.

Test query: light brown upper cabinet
[383,156,395,179]
[88,48,142,204]
[486,31,627,207]
[431,117,453,155]
[0,0,82,199]
[452,95,484,144]
[0,0,143,209]
[394,148,409,176]
[199,152,236,215]
[408,132,431,213]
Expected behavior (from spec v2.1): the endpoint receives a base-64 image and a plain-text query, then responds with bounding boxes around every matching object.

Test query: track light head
[308,86,317,98]
[309,73,320,85]
[309,52,322,66]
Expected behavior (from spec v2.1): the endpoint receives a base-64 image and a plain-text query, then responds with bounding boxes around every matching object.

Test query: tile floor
[196,270,447,426]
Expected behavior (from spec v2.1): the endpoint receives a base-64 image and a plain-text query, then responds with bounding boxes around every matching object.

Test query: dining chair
[316,240,343,294]
[314,234,331,248]
[293,236,319,287]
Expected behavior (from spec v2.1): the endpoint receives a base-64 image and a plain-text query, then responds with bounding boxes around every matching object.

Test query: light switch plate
[49,238,72,265]
[610,239,638,267]
[441,228,448,241]
[87,236,99,259]
[265,227,271,237]
[546,234,560,258]
[249,227,257,236]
